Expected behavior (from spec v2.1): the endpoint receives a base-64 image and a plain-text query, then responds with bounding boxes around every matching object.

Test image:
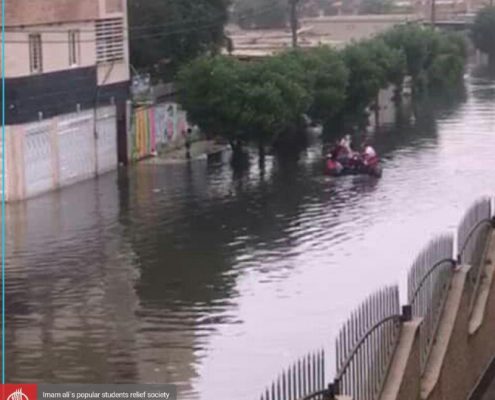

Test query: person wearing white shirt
[363,145,376,158]
[339,134,353,157]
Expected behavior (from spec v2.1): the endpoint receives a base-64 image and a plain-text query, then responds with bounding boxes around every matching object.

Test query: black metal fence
[334,286,402,400]
[259,350,328,400]
[408,235,455,373]
[258,288,404,400]
[457,197,493,314]
[257,197,495,400]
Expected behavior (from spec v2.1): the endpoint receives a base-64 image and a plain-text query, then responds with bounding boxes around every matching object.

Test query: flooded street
[4,70,495,399]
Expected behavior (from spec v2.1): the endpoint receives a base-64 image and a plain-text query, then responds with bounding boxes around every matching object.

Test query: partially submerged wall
[2,106,118,202]
[127,102,196,162]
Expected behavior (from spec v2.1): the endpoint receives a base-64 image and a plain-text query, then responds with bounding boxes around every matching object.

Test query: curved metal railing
[457,197,492,265]
[407,235,456,373]
[334,286,402,400]
[300,389,334,400]
[259,350,327,400]
[457,197,494,314]
[257,197,495,400]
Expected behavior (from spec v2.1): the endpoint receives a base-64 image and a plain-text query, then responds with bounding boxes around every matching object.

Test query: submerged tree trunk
[229,139,249,170]
[374,95,380,129]
[258,139,265,169]
[229,139,244,158]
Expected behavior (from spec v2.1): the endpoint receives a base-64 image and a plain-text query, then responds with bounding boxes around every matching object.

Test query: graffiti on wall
[130,102,190,161]
[131,107,156,161]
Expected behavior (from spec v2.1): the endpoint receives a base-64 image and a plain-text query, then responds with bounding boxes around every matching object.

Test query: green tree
[380,24,430,82]
[239,55,311,155]
[177,56,245,151]
[177,55,311,158]
[380,25,466,91]
[279,47,349,127]
[129,0,230,77]
[178,23,466,165]
[427,53,464,90]
[341,40,404,122]
[365,39,406,86]
[471,6,495,67]
[425,32,466,90]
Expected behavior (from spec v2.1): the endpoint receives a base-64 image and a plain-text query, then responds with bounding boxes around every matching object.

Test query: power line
[3,0,281,37]
[5,0,229,34]
[4,18,226,44]
[5,7,275,45]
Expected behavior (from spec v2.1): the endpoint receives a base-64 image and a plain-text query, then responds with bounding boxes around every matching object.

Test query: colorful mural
[129,102,190,161]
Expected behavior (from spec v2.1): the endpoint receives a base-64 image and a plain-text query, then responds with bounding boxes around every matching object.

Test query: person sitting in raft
[338,134,354,159]
[361,141,377,165]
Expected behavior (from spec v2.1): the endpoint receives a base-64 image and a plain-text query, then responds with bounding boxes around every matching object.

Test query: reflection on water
[4,72,495,399]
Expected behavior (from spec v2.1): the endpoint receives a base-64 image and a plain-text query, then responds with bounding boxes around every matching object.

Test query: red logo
[1,385,37,400]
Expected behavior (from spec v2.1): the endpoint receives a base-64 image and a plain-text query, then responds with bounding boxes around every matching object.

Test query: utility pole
[430,0,436,27]
[289,0,301,48]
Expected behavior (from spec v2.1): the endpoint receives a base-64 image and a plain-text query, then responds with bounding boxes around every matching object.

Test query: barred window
[29,34,43,73]
[96,18,125,63]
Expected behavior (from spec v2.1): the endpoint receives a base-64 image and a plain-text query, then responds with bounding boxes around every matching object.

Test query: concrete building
[2,0,130,163]
[224,25,343,59]
[0,0,130,201]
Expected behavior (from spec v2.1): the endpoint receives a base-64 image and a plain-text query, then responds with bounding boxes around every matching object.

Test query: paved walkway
[143,140,230,165]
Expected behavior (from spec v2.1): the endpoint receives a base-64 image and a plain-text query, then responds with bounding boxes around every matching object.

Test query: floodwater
[4,68,495,399]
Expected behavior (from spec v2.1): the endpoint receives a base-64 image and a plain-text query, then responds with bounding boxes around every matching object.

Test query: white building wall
[96,107,119,174]
[3,106,118,202]
[5,22,97,78]
[57,111,96,187]
[97,0,130,85]
[5,0,129,84]
[23,120,54,198]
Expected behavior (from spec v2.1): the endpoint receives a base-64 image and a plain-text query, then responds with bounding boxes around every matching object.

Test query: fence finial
[329,379,339,396]
[402,304,412,322]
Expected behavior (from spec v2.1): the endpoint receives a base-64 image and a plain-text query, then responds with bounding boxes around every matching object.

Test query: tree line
[176,24,467,158]
[128,1,495,79]
[471,6,495,68]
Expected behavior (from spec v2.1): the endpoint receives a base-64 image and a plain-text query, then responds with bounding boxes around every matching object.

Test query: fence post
[329,379,340,397]
[402,305,412,322]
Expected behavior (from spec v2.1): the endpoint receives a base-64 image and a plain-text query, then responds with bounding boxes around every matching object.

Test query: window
[68,30,80,66]
[96,18,125,63]
[29,34,42,73]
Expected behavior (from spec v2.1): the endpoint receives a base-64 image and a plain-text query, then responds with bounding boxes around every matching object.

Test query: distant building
[299,14,423,42]
[225,14,423,59]
[410,0,487,21]
[2,0,130,162]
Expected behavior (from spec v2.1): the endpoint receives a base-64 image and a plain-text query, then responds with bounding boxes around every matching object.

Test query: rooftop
[225,14,422,59]
[300,13,423,22]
